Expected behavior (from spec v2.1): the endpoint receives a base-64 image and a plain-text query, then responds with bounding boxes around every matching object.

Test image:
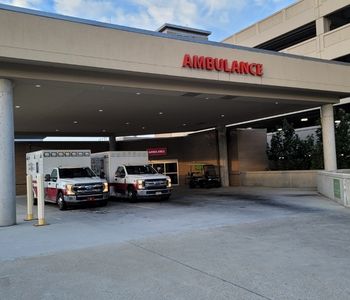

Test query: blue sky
[0,0,296,41]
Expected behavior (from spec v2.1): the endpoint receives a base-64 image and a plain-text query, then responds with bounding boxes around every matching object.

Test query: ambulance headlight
[166,178,172,188]
[103,182,109,193]
[136,179,145,190]
[66,184,75,195]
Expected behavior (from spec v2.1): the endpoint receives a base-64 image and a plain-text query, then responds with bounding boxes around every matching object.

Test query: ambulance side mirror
[44,174,51,181]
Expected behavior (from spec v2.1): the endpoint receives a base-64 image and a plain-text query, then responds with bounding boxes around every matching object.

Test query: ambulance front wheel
[57,192,67,210]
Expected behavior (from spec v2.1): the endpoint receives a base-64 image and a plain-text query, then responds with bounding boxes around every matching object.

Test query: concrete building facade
[224,0,350,62]
[0,3,350,225]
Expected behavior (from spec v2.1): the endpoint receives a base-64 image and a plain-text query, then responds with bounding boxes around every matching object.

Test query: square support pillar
[0,79,16,226]
[217,126,230,187]
[109,135,117,151]
[321,104,337,171]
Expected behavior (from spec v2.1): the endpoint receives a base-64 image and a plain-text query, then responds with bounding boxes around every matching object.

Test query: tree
[267,119,314,170]
[268,109,350,170]
[335,109,350,169]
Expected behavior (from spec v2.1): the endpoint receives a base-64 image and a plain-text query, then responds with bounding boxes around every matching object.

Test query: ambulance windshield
[59,167,96,178]
[125,165,157,175]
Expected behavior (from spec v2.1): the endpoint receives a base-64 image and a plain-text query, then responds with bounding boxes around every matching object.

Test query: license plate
[156,192,162,195]
[88,197,95,201]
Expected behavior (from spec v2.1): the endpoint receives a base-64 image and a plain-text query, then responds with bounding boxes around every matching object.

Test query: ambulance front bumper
[64,192,109,203]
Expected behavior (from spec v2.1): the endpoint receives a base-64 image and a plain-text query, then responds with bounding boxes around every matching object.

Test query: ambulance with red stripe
[26,150,109,210]
[91,151,172,201]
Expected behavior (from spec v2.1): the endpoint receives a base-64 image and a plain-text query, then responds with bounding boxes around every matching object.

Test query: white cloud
[1,0,43,8]
[115,0,199,31]
[113,0,248,32]
[53,0,114,22]
[0,0,296,40]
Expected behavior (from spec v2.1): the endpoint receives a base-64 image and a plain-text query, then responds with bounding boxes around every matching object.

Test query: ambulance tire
[98,200,108,207]
[57,192,67,210]
[128,187,138,203]
[161,195,170,201]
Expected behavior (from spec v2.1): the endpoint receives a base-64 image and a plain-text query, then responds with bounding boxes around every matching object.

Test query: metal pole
[24,174,34,221]
[0,79,16,226]
[35,174,47,226]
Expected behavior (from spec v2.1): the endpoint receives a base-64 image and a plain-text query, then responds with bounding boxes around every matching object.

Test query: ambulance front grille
[73,183,104,195]
[144,179,167,190]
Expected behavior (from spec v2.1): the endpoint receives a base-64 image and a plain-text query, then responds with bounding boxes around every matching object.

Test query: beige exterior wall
[228,129,269,186]
[224,0,316,47]
[0,7,349,98]
[241,170,318,188]
[224,0,350,61]
[317,170,350,207]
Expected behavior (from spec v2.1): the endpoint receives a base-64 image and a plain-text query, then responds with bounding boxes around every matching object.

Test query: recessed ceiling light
[247,127,252,129]
[102,129,106,132]
[98,109,103,112]
[55,129,60,132]
[136,92,141,95]
[125,122,130,125]
[277,128,282,131]
[275,101,279,105]
[301,118,308,122]
[142,126,145,130]
[182,123,187,126]
[205,97,209,100]
[158,112,164,115]
[35,84,41,88]
[15,105,21,109]
[73,121,78,124]
[220,114,225,118]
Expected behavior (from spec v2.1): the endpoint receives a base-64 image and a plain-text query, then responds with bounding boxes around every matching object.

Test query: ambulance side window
[115,167,125,178]
[51,169,58,182]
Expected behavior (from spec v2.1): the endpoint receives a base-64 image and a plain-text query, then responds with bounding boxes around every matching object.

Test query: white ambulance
[26,150,109,210]
[91,151,172,201]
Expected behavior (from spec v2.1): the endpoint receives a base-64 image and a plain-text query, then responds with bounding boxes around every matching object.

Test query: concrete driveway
[1,187,350,299]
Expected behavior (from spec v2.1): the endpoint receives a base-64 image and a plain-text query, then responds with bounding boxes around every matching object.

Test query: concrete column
[217,126,230,187]
[316,17,331,35]
[109,135,117,151]
[321,104,337,171]
[0,79,16,226]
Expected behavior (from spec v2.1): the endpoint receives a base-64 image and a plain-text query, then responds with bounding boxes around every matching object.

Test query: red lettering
[249,63,257,76]
[182,54,193,68]
[239,62,249,74]
[256,64,263,76]
[223,59,231,72]
[231,60,240,73]
[182,54,263,77]
[214,58,225,71]
[206,57,214,70]
[193,55,205,69]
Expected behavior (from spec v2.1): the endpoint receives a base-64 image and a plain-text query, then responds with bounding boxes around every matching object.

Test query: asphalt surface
[1,187,350,300]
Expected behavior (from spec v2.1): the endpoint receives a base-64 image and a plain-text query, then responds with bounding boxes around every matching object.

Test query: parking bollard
[24,174,34,221]
[34,174,47,226]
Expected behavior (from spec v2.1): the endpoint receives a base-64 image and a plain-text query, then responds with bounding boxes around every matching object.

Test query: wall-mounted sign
[333,178,341,199]
[182,54,263,77]
[147,148,167,156]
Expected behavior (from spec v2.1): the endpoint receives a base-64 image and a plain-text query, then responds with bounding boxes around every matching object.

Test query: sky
[0,0,297,41]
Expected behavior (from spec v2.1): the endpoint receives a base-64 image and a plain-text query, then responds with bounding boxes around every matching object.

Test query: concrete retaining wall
[237,170,318,188]
[317,170,350,207]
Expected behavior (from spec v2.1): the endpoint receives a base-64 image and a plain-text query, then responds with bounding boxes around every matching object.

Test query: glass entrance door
[150,160,179,185]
